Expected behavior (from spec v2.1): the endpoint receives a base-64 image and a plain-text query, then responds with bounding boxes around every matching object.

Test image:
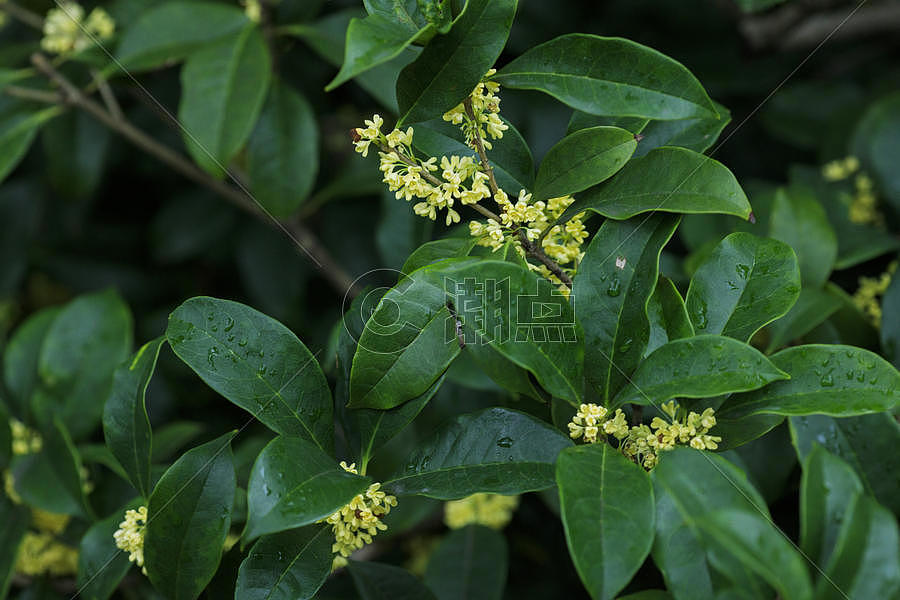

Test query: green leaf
[652,448,769,600]
[245,435,370,540]
[790,413,900,515]
[556,444,654,600]
[384,407,572,498]
[235,525,333,600]
[396,0,517,125]
[696,509,812,600]
[36,289,133,438]
[765,286,843,353]
[559,147,751,223]
[799,445,863,567]
[0,99,62,185]
[494,34,717,120]
[850,91,900,211]
[166,297,333,451]
[179,24,271,177]
[115,1,249,71]
[882,272,900,369]
[720,345,900,419]
[77,500,144,600]
[633,102,731,157]
[685,232,800,342]
[103,337,164,499]
[2,306,59,420]
[247,81,318,217]
[351,560,439,600]
[612,335,788,408]
[815,494,900,600]
[533,126,636,201]
[574,214,680,403]
[42,109,110,201]
[646,276,694,356]
[423,526,507,600]
[401,238,477,274]
[0,496,28,599]
[145,432,237,600]
[768,186,836,289]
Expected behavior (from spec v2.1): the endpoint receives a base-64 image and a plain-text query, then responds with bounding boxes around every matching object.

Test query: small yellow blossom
[242,0,262,22]
[15,532,78,576]
[4,469,21,503]
[10,418,42,455]
[31,509,70,534]
[847,173,884,226]
[223,531,241,552]
[443,69,508,150]
[114,506,148,575]
[821,156,859,182]
[852,262,896,327]
[567,403,608,443]
[444,493,519,530]
[41,1,115,54]
[320,462,397,570]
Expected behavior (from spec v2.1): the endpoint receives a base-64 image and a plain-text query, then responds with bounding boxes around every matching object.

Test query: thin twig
[0,1,44,30]
[4,85,62,104]
[91,69,123,122]
[30,52,358,297]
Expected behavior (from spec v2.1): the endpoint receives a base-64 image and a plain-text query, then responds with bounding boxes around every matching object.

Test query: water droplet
[210,324,218,332]
[224,316,235,332]
[497,437,514,448]
[820,373,834,387]
[263,485,271,496]
[238,338,248,347]
[695,300,709,330]
[618,338,633,354]
[207,313,214,321]
[736,263,750,279]
[207,346,219,370]
[607,278,621,297]
[257,364,267,375]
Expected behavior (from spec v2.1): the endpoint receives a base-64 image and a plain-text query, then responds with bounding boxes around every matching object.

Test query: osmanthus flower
[821,156,860,182]
[15,532,78,577]
[443,69,508,150]
[114,506,148,575]
[444,493,520,530]
[41,1,115,55]
[320,462,397,570]
[10,418,42,456]
[853,261,897,328]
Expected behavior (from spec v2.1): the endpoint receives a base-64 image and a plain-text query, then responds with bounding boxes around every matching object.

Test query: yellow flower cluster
[31,508,71,534]
[41,1,115,55]
[822,156,860,182]
[444,493,519,530]
[321,462,397,570]
[242,0,262,22]
[568,401,722,469]
[847,173,884,226]
[113,506,148,575]
[15,532,78,576]
[443,69,508,150]
[10,418,42,455]
[852,262,896,328]
[353,115,493,226]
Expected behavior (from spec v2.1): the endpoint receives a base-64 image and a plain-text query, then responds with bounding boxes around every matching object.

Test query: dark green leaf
[2,307,59,420]
[385,407,572,498]
[768,186,836,289]
[633,102,731,157]
[401,238,477,275]
[145,432,237,600]
[0,496,28,599]
[0,99,62,184]
[235,525,333,600]
[882,271,900,369]
[574,213,680,403]
[423,525,506,600]
[103,337,164,499]
[720,345,900,419]
[567,112,648,136]
[245,435,370,540]
[765,286,843,353]
[685,232,800,342]
[351,560,439,600]
[115,1,249,70]
[534,126,636,201]
[556,444,654,600]
[646,276,694,356]
[397,0,517,125]
[612,335,788,408]
[247,81,318,217]
[559,147,751,223]
[166,297,333,451]
[494,34,717,120]
[151,421,206,462]
[77,500,144,600]
[850,91,900,210]
[42,109,110,201]
[179,24,271,176]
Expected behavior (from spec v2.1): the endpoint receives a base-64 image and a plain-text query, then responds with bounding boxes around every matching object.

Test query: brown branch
[29,53,358,298]
[4,85,61,104]
[0,1,44,29]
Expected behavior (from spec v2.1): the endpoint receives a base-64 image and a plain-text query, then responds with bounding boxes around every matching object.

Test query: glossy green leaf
[574,214,680,403]
[696,509,812,600]
[42,109,110,201]
[145,432,237,600]
[151,421,206,462]
[77,500,143,600]
[633,102,731,157]
[710,413,785,452]
[179,24,271,176]
[567,112,649,136]
[612,335,788,408]
[799,445,863,567]
[0,495,28,599]
[235,525,333,600]
[385,407,572,498]
[247,81,318,217]
[882,272,900,369]
[423,526,506,600]
[245,435,370,540]
[396,0,517,125]
[115,1,249,70]
[494,34,717,120]
[651,448,769,600]
[646,276,694,356]
[790,413,900,514]
[0,99,62,185]
[534,126,636,201]
[559,147,751,223]
[765,286,843,353]
[768,186,836,289]
[166,297,333,451]
[351,560,439,600]
[850,91,900,210]
[102,337,164,499]
[815,494,900,600]
[36,289,132,438]
[720,345,900,419]
[556,444,654,600]
[401,237,478,274]
[2,306,59,420]
[685,232,800,342]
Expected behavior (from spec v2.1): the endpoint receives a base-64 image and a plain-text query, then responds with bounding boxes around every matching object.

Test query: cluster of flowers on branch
[822,155,884,227]
[41,1,115,55]
[444,493,519,530]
